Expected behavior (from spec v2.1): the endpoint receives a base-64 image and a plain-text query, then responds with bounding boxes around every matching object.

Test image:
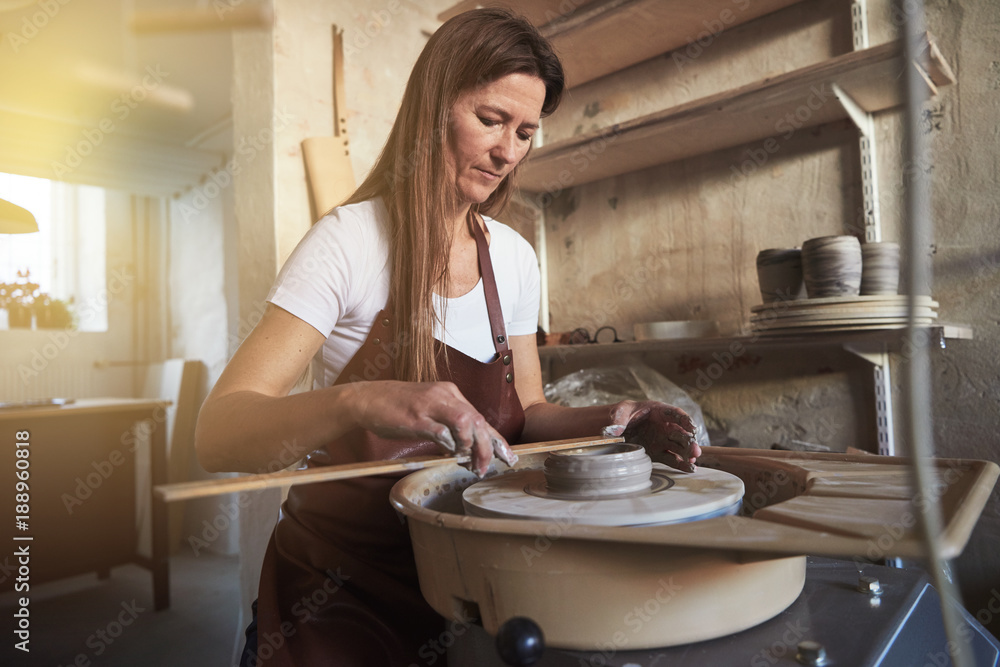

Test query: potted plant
[35,294,75,329]
[2,269,40,328]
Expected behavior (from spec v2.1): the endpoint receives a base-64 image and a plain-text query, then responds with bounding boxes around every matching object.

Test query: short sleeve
[267,203,387,337]
[504,229,541,337]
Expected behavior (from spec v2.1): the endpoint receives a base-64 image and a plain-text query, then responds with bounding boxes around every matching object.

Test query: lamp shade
[0,198,38,233]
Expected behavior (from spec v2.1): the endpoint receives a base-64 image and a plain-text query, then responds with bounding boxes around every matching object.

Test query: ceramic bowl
[633,320,719,340]
[756,248,806,303]
[801,235,862,298]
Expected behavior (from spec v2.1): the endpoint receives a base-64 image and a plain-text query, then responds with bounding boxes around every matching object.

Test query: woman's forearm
[195,384,360,474]
[519,401,617,444]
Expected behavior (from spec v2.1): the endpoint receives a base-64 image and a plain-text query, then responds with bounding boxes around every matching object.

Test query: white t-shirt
[267,199,540,388]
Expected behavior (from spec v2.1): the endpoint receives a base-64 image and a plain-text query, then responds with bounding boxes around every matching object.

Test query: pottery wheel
[463,444,744,527]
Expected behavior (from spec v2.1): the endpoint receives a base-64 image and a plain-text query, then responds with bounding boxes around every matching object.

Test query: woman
[196,9,701,666]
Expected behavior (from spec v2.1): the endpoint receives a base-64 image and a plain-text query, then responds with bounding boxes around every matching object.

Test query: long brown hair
[344,8,564,382]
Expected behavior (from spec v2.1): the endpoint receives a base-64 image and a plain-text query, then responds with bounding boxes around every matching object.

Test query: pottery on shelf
[801,235,862,298]
[756,248,806,303]
[860,242,900,296]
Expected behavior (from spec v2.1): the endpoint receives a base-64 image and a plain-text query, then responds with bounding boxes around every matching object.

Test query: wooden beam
[437,0,806,88]
[130,6,273,33]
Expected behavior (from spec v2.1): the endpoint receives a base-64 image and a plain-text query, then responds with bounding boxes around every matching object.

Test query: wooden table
[0,398,172,610]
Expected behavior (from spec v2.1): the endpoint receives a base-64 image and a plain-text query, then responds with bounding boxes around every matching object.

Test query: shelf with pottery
[438,0,807,88]
[517,34,954,192]
[540,319,972,457]
[537,323,973,362]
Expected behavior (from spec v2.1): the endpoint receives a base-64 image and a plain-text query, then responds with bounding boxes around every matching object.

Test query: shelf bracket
[831,82,882,244]
[851,0,870,50]
[844,1,881,243]
[843,342,895,456]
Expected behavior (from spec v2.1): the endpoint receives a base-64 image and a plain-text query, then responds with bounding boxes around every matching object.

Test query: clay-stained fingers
[491,436,517,467]
[618,402,702,473]
[351,380,513,476]
[426,389,512,477]
[660,405,697,434]
[454,417,512,478]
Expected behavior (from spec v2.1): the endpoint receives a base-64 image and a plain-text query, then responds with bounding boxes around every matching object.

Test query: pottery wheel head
[463,445,745,527]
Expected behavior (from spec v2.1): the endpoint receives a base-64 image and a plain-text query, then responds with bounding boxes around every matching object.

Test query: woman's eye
[517,132,532,141]
[479,117,498,127]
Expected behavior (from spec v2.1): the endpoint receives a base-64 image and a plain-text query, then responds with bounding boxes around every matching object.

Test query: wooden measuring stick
[155,436,623,503]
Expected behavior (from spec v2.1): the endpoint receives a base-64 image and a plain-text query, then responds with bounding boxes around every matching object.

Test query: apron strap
[364,210,511,362]
[468,209,510,357]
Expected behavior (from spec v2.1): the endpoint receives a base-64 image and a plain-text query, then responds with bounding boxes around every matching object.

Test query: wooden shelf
[439,0,806,88]
[538,324,973,361]
[519,34,955,193]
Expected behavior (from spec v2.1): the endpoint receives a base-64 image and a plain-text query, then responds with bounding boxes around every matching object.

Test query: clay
[463,444,744,526]
[542,443,653,499]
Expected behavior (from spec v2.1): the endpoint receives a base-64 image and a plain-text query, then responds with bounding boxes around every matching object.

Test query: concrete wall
[538,0,999,636]
[920,0,1000,636]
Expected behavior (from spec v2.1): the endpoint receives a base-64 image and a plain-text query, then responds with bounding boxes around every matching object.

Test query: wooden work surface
[0,397,172,609]
[0,397,169,419]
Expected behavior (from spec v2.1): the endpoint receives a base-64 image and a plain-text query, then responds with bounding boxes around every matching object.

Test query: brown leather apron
[252,215,525,666]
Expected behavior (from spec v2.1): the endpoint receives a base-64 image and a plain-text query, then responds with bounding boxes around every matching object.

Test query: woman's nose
[492,131,519,164]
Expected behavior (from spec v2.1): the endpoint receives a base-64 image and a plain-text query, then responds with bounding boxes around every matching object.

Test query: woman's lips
[476,168,500,181]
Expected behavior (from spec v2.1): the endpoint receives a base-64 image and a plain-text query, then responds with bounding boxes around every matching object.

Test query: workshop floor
[0,550,241,666]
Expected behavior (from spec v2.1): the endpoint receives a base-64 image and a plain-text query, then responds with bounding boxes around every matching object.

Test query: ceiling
[0,0,251,197]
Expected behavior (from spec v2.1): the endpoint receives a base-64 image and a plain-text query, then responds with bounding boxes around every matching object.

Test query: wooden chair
[135,359,202,560]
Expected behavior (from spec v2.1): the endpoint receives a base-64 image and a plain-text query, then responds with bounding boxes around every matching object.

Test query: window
[0,172,107,331]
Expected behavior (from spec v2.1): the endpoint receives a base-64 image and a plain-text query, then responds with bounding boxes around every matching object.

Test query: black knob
[496,616,545,666]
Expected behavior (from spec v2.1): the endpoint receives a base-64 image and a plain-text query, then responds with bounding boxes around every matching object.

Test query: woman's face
[445,72,546,208]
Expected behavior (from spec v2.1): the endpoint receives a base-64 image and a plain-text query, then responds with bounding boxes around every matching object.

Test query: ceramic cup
[756,248,806,303]
[801,235,863,298]
[860,242,900,295]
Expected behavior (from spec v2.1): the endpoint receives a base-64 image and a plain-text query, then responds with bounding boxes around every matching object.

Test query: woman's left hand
[602,400,702,472]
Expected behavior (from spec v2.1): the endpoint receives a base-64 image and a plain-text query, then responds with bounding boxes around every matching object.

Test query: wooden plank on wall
[518,35,952,193]
[437,0,807,88]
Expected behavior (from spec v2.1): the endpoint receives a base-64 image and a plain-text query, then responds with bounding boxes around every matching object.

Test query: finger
[448,409,498,476]
[630,421,696,458]
[647,411,698,447]
[473,423,494,476]
[668,457,697,473]
[652,405,697,433]
[434,425,459,454]
[491,433,517,467]
[664,426,698,456]
[455,423,489,478]
[432,397,481,455]
[655,443,698,473]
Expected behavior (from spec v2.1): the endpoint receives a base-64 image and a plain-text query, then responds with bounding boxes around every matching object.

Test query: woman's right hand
[197,304,516,476]
[346,380,517,477]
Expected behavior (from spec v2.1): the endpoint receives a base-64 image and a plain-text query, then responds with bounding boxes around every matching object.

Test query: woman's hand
[602,400,702,472]
[347,380,517,477]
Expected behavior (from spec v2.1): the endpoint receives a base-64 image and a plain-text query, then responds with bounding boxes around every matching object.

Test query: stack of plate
[749,295,938,335]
